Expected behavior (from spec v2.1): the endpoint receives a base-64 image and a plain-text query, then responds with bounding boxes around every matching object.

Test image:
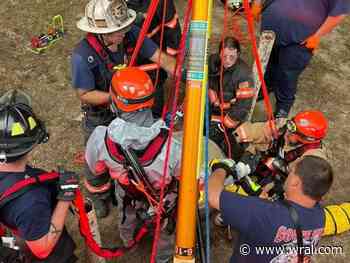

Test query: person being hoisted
[84,67,182,263]
[214,110,329,226]
[72,0,177,218]
[208,36,254,159]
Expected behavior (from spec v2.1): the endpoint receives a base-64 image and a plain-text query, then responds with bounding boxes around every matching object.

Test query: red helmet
[286,110,328,144]
[110,67,155,112]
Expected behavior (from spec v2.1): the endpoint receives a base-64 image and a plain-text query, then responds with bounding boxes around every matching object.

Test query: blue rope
[204,81,211,263]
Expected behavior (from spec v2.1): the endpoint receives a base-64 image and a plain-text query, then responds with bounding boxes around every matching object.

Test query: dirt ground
[0,0,349,262]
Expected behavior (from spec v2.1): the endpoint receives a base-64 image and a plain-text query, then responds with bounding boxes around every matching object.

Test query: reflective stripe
[223,115,239,129]
[211,115,222,123]
[235,125,249,142]
[208,89,219,104]
[164,13,179,29]
[83,178,111,194]
[236,87,256,99]
[147,25,161,38]
[146,14,179,38]
[238,81,249,89]
[166,47,178,56]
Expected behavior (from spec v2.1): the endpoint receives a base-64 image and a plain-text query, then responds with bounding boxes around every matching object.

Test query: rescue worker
[208,155,334,263]
[251,0,350,118]
[208,36,254,159]
[72,0,177,218]
[214,110,329,226]
[126,0,182,117]
[0,90,79,262]
[71,0,177,141]
[85,67,181,263]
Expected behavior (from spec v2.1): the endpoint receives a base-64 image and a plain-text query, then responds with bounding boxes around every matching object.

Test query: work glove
[301,34,321,53]
[57,167,79,201]
[209,158,236,177]
[271,157,288,177]
[240,153,262,174]
[251,2,262,21]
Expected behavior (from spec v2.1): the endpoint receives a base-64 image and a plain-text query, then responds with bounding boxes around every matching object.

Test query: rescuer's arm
[149,48,176,77]
[25,170,79,259]
[76,89,110,106]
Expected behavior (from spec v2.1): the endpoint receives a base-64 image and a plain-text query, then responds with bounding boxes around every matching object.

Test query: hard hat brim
[77,9,136,34]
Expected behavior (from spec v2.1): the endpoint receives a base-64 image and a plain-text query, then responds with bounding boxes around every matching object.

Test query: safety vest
[0,172,76,263]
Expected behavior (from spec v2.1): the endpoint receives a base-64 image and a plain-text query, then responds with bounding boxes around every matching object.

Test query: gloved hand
[271,157,288,177]
[301,34,321,53]
[240,153,261,174]
[57,168,79,201]
[209,158,236,177]
[235,161,251,180]
[135,12,145,25]
[251,1,262,21]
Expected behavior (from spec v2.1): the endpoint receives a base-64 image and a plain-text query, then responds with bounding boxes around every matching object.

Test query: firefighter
[214,110,329,226]
[0,90,79,262]
[251,0,350,118]
[72,0,177,218]
[85,67,181,262]
[208,155,334,263]
[126,0,182,117]
[72,0,177,141]
[208,36,254,159]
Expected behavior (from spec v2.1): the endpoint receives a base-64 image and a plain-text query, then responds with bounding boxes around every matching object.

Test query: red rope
[73,189,149,259]
[242,0,277,138]
[219,0,233,158]
[129,0,160,67]
[154,0,167,94]
[150,0,193,261]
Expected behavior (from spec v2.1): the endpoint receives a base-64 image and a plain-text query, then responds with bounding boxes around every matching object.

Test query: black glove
[209,158,236,177]
[57,168,79,201]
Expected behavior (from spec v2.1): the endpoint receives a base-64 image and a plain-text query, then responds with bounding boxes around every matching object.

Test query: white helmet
[77,0,136,34]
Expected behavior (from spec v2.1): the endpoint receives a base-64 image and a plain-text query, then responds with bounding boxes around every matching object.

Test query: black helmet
[0,90,49,163]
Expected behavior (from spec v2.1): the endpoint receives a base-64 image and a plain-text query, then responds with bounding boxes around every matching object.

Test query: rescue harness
[104,128,178,227]
[0,172,153,259]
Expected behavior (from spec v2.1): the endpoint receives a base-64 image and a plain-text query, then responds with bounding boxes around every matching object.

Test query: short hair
[219,36,241,53]
[295,156,333,200]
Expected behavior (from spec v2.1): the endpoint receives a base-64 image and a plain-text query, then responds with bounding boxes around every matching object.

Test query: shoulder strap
[280,199,304,263]
[85,33,115,71]
[104,128,169,166]
[0,172,59,209]
[285,142,321,163]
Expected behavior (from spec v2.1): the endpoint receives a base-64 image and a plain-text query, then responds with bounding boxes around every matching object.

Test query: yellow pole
[174,0,211,262]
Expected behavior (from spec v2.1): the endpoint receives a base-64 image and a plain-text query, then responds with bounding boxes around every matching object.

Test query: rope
[205,78,211,262]
[219,0,233,158]
[150,0,193,261]
[129,0,160,67]
[242,0,277,138]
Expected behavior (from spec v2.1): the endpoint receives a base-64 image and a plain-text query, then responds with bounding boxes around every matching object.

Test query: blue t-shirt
[220,191,325,263]
[0,166,57,241]
[262,0,350,45]
[71,25,158,91]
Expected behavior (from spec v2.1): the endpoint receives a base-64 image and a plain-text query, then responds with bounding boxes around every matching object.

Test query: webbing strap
[0,172,59,208]
[86,33,115,71]
[281,200,304,263]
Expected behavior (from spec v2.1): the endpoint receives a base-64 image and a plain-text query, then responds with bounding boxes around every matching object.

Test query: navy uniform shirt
[71,25,158,91]
[220,191,324,263]
[262,0,350,46]
[0,166,56,241]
